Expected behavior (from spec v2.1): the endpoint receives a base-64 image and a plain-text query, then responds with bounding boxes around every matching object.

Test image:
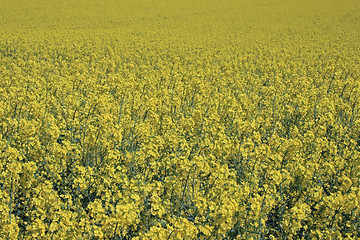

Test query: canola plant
[0,0,360,239]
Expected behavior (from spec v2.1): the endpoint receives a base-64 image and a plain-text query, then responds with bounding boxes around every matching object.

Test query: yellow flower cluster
[1,0,360,239]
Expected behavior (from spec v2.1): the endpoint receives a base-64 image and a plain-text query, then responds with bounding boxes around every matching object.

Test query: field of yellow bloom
[1,0,360,239]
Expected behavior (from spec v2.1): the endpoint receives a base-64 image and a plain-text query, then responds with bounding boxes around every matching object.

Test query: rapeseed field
[1,0,360,239]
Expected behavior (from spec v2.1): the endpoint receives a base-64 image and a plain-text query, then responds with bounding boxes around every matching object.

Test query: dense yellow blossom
[1,0,360,239]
